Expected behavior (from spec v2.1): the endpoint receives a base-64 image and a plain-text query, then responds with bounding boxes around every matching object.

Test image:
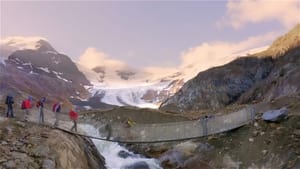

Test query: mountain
[160,24,300,113]
[0,38,90,107]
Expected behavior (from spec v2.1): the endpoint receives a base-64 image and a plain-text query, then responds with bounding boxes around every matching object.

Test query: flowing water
[80,124,162,169]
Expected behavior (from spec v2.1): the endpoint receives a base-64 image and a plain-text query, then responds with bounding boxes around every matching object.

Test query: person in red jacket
[69,109,78,132]
[21,96,32,121]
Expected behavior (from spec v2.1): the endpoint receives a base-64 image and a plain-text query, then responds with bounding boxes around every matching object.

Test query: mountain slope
[160,24,300,113]
[0,38,90,107]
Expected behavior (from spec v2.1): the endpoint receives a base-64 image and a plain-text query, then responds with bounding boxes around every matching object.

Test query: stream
[80,124,162,169]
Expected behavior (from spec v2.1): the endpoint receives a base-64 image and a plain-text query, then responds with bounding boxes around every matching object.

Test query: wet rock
[42,159,55,169]
[125,161,150,169]
[118,150,136,158]
[262,107,288,122]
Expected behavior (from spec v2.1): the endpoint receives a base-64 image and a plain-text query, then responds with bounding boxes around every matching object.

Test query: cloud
[78,47,127,69]
[0,36,47,49]
[218,0,300,29]
[0,36,48,59]
[179,31,279,79]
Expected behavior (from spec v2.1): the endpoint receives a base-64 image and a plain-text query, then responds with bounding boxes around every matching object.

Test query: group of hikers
[4,95,78,132]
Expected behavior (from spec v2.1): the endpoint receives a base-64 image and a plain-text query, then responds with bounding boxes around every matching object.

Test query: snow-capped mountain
[0,37,90,108]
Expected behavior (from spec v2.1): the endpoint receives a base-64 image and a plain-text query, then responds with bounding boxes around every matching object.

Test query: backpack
[5,96,9,105]
[52,103,57,112]
[36,101,41,108]
[21,100,26,109]
[5,96,14,105]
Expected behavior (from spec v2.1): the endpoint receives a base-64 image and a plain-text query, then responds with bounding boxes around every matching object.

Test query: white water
[80,124,162,169]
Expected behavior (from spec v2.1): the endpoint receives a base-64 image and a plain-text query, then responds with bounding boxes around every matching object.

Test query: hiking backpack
[21,100,26,109]
[36,101,41,108]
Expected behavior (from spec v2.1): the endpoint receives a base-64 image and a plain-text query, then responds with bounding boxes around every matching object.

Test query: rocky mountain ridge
[160,24,300,113]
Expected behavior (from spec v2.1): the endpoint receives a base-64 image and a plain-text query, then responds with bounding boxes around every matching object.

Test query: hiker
[5,95,14,118]
[53,102,62,127]
[21,96,32,121]
[69,109,78,132]
[105,123,112,140]
[36,97,46,123]
[125,118,136,128]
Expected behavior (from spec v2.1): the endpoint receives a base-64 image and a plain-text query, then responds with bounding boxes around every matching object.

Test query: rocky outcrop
[0,119,106,169]
[160,24,300,113]
[160,56,273,113]
[238,46,300,104]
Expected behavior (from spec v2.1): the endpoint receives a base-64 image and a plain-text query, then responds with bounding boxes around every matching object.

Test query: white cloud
[0,36,48,59]
[0,36,47,50]
[78,47,127,69]
[179,31,279,79]
[218,0,300,29]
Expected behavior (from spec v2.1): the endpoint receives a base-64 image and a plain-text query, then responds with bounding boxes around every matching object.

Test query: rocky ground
[0,106,106,169]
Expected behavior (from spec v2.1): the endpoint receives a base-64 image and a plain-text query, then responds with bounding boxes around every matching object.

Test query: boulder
[125,161,150,169]
[262,107,288,122]
[118,150,136,159]
[42,159,55,169]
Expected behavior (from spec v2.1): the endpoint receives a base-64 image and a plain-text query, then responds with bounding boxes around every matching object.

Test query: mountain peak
[35,39,57,53]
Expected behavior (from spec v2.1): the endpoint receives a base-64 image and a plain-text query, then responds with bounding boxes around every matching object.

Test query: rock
[4,160,16,168]
[118,150,136,158]
[196,142,213,153]
[31,145,50,157]
[16,121,26,128]
[1,141,8,145]
[174,141,198,156]
[208,136,218,141]
[252,131,259,137]
[262,150,268,155]
[125,161,150,169]
[249,138,254,142]
[42,159,55,169]
[159,150,185,167]
[4,127,13,135]
[11,151,28,159]
[294,129,300,137]
[262,107,288,122]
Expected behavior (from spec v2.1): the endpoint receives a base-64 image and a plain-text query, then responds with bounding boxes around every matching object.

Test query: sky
[1,0,299,70]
